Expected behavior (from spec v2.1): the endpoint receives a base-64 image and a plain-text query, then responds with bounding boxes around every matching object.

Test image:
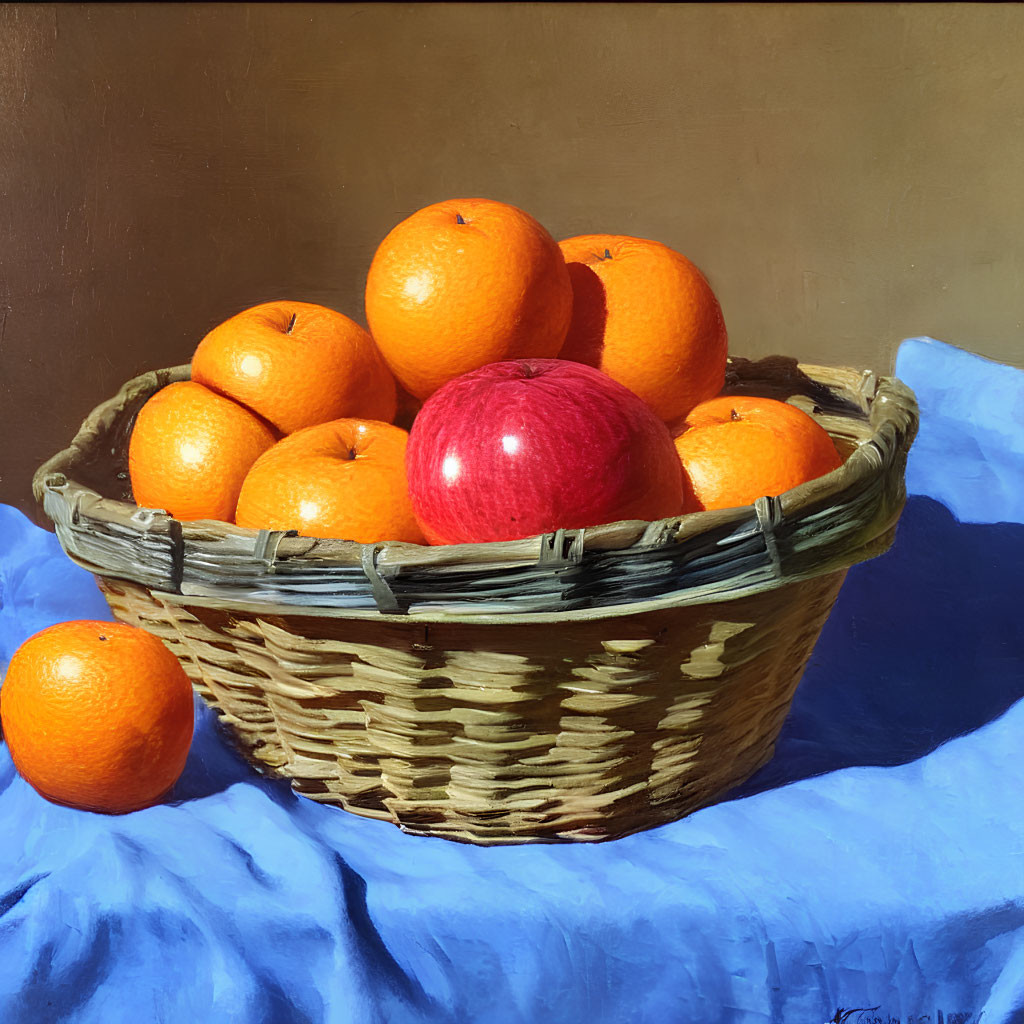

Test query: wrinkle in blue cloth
[2,336,1023,1023]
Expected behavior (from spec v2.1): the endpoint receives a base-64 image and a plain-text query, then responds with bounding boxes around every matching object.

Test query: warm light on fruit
[365,198,573,400]
[558,234,728,423]
[0,620,195,814]
[117,200,854,544]
[191,300,397,435]
[673,395,843,511]
[128,380,277,522]
[405,358,685,545]
[235,418,426,544]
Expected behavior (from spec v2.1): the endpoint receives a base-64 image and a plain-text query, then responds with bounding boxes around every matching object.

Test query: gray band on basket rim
[361,543,402,614]
[754,495,784,578]
[167,517,185,594]
[253,529,297,571]
[538,528,586,567]
[126,505,185,593]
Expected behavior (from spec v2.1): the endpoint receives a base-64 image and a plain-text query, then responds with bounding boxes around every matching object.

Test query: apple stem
[286,313,297,334]
[731,409,741,421]
[456,213,466,225]
[347,447,358,460]
[603,248,612,259]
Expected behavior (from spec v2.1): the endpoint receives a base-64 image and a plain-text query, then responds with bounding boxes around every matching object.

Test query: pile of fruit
[128,197,842,547]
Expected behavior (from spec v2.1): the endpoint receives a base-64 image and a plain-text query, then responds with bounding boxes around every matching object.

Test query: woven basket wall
[33,355,918,844]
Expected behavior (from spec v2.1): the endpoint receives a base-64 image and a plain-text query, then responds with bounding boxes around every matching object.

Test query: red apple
[406,358,685,545]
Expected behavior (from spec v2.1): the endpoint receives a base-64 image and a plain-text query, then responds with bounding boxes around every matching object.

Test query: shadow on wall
[728,494,1024,801]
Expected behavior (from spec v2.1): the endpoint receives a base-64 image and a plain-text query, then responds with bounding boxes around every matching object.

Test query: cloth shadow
[166,696,297,807]
[727,494,1024,800]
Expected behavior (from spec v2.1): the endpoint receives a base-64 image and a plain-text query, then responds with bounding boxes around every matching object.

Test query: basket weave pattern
[34,356,918,844]
[96,570,845,842]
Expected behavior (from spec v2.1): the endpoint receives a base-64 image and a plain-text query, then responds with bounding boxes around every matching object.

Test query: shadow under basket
[33,356,918,845]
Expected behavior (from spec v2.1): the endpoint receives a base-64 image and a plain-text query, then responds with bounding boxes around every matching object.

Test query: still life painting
[1,5,1022,1023]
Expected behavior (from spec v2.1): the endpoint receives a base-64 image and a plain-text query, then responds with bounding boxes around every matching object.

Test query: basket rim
[33,358,917,549]
[120,558,863,625]
[32,355,919,620]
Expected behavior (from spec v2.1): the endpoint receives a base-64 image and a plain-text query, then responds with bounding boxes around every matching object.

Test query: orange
[128,380,277,522]
[235,418,426,544]
[191,300,397,435]
[557,234,728,422]
[673,395,843,511]
[1,620,194,814]
[364,198,573,400]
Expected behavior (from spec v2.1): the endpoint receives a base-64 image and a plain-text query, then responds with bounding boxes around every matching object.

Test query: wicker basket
[32,355,918,845]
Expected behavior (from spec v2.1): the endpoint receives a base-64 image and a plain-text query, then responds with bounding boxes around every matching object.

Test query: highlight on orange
[235,418,426,544]
[128,380,277,522]
[672,395,843,512]
[0,620,195,814]
[558,234,728,423]
[191,300,397,435]
[364,197,573,400]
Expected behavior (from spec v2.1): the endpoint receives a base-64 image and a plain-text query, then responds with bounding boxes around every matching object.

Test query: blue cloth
[2,337,1022,1023]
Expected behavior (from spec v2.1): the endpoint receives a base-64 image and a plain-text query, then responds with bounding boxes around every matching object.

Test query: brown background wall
[2,3,1022,519]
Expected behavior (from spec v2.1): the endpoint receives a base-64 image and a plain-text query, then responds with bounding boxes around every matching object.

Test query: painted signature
[827,1010,982,1024]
